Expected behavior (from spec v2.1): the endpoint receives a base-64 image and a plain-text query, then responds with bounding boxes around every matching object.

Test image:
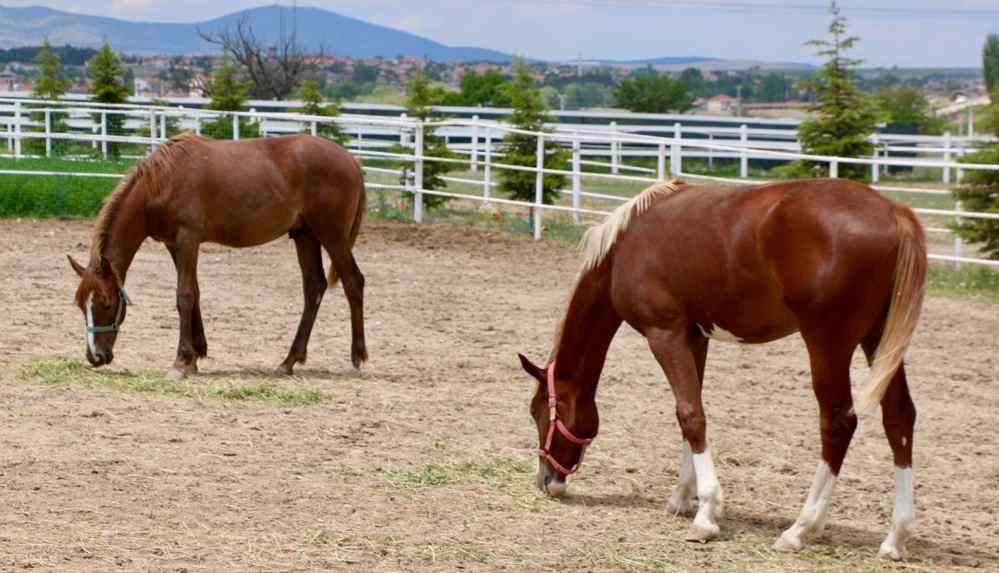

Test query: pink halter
[538,363,593,476]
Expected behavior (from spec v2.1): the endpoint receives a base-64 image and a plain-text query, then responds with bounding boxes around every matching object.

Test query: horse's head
[519,354,598,499]
[68,254,129,367]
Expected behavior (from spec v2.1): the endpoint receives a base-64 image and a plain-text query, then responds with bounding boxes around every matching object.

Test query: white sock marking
[691,446,723,532]
[778,461,838,550]
[879,467,915,560]
[669,440,697,512]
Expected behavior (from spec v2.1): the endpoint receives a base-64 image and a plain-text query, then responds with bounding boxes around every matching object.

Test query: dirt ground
[1,217,997,572]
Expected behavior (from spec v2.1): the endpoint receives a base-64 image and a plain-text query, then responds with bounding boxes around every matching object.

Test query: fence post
[708,133,714,171]
[968,107,975,139]
[160,111,167,140]
[400,113,408,147]
[829,159,838,179]
[739,124,748,178]
[671,122,682,177]
[100,111,108,160]
[484,127,492,206]
[414,122,424,224]
[534,133,545,240]
[871,134,880,183]
[657,142,666,180]
[232,114,240,140]
[956,142,965,184]
[954,200,963,269]
[572,132,582,224]
[149,110,157,151]
[610,121,619,174]
[310,120,317,137]
[13,101,22,159]
[194,115,201,136]
[471,115,480,172]
[942,131,952,185]
[44,109,51,157]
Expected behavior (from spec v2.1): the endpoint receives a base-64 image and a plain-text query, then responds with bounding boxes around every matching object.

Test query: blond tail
[856,207,927,414]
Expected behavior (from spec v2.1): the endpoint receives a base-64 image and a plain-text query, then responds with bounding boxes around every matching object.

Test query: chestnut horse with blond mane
[519,178,926,560]
[68,133,367,379]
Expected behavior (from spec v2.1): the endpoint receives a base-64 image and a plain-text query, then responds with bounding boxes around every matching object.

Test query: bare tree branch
[198,12,319,101]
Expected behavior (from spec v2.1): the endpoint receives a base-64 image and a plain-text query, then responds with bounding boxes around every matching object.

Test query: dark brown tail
[328,180,366,288]
[856,205,927,413]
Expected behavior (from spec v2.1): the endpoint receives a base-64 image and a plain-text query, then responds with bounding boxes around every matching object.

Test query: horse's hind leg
[328,247,366,369]
[862,333,916,561]
[277,230,328,376]
[775,333,857,553]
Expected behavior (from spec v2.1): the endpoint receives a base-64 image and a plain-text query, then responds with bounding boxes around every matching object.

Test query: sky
[4,0,996,68]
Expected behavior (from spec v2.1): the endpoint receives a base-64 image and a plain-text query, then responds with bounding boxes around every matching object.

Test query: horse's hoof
[166,368,187,381]
[877,542,907,561]
[773,532,803,553]
[685,522,719,543]
[274,363,294,377]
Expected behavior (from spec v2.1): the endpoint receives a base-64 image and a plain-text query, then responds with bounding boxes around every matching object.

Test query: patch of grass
[384,457,532,489]
[927,263,999,298]
[24,359,326,406]
[0,155,131,218]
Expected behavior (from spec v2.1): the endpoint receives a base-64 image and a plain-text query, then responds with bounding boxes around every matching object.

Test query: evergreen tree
[296,77,343,142]
[498,61,566,205]
[793,1,879,180]
[401,68,455,209]
[614,67,693,113]
[87,39,129,157]
[29,39,70,155]
[201,54,258,140]
[984,34,999,94]
[952,45,999,259]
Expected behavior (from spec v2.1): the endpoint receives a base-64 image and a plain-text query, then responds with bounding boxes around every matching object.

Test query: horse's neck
[552,264,622,400]
[101,188,148,283]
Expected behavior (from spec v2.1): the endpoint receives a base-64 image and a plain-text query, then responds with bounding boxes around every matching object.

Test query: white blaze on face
[697,322,744,343]
[85,293,96,356]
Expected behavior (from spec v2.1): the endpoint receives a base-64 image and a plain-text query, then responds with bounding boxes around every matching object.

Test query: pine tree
[87,39,129,157]
[401,68,455,209]
[297,77,343,142]
[984,35,999,94]
[201,54,258,140]
[29,39,70,155]
[499,61,566,204]
[952,44,999,259]
[792,1,880,180]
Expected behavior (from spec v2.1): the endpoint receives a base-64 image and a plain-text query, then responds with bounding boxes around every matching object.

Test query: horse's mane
[580,179,684,271]
[548,179,685,362]
[91,132,206,261]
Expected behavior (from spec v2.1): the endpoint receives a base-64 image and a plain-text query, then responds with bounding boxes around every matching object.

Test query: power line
[492,0,999,17]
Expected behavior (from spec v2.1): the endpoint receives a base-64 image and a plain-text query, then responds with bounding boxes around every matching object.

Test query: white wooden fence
[0,98,997,269]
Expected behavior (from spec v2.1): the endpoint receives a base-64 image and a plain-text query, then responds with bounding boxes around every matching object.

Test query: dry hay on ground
[1,218,997,572]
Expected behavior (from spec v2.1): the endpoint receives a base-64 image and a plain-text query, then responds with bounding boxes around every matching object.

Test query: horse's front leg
[168,239,202,380]
[167,245,207,358]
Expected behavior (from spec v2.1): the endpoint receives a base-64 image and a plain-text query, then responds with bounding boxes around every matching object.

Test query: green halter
[86,288,131,334]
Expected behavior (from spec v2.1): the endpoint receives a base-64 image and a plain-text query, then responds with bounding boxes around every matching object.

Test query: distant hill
[0,5,515,62]
[0,4,813,70]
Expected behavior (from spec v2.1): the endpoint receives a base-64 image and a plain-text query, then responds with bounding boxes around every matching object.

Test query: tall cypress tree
[29,39,70,155]
[984,34,999,94]
[297,77,343,143]
[793,1,879,180]
[87,39,129,158]
[499,61,566,204]
[202,54,258,140]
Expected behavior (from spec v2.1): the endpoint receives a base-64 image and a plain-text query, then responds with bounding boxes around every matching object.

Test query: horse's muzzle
[537,459,568,498]
[87,347,113,367]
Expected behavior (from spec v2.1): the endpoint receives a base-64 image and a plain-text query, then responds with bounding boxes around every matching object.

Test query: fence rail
[0,98,996,268]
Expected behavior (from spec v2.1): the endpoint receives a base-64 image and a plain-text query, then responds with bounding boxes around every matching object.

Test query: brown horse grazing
[519,179,926,560]
[68,133,367,379]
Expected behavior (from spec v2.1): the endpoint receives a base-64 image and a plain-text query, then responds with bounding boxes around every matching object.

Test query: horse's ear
[518,353,546,383]
[96,256,119,284]
[67,255,87,278]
